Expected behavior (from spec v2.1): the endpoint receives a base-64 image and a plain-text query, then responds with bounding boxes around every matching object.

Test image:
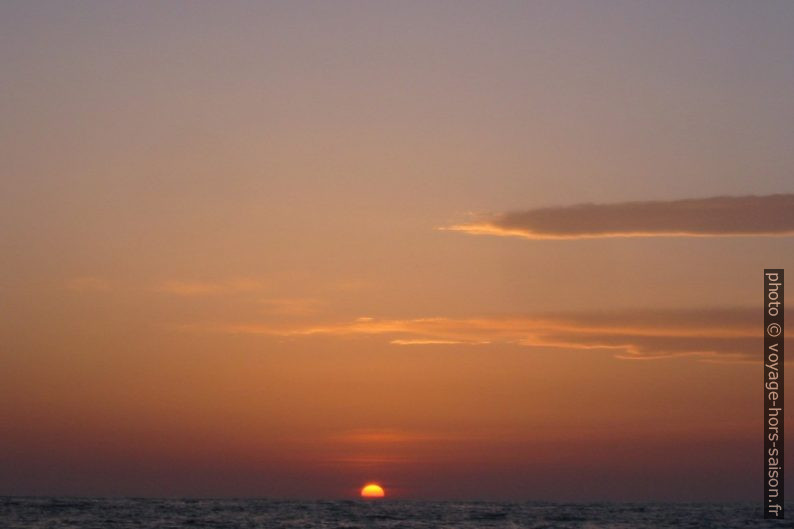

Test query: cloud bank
[444,194,794,239]
[182,307,781,361]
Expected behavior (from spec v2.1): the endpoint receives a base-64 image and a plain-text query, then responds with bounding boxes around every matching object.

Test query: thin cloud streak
[443,194,794,240]
[330,428,467,445]
[180,308,779,361]
[259,297,323,316]
[64,276,113,292]
[156,279,266,295]
[390,339,486,345]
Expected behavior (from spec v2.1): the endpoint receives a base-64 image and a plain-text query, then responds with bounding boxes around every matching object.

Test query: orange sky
[1,1,793,500]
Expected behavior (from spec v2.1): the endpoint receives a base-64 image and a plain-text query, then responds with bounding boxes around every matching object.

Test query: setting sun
[360,483,385,498]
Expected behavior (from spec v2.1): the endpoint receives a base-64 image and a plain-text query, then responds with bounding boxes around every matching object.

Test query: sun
[360,483,385,498]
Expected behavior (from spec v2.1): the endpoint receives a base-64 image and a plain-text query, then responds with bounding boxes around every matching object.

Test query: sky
[1,0,793,501]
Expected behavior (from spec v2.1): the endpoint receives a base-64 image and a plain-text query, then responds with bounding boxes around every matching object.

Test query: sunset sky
[1,1,793,501]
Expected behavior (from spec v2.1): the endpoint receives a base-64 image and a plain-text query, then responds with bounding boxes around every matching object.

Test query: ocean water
[1,497,793,528]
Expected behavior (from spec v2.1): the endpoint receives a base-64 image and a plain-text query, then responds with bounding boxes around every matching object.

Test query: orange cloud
[259,297,323,316]
[156,279,266,295]
[180,308,780,361]
[330,428,458,445]
[443,194,794,240]
[65,276,112,292]
[390,339,478,345]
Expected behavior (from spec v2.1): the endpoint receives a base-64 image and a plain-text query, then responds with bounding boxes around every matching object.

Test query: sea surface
[1,497,793,528]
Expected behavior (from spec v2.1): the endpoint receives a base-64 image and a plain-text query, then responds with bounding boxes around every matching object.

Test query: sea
[1,497,793,528]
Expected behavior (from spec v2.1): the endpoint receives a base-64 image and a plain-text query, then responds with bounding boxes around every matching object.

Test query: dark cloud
[445,194,794,239]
